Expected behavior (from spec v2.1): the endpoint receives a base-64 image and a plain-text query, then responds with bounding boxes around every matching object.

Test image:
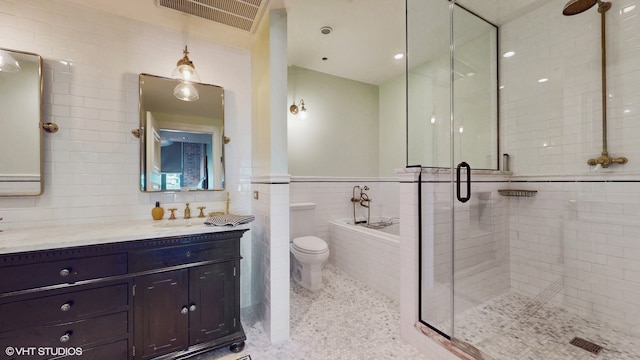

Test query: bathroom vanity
[0,222,248,359]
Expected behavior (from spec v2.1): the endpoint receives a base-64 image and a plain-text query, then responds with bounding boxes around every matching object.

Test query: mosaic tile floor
[452,291,640,360]
[196,264,431,360]
[195,265,639,360]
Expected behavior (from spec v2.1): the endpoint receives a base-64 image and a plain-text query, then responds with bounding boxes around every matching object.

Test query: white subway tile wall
[500,0,640,176]
[498,0,640,339]
[0,0,252,229]
[508,176,640,337]
[251,178,291,343]
[329,220,401,301]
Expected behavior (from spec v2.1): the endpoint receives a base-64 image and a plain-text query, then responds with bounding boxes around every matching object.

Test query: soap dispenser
[151,201,165,220]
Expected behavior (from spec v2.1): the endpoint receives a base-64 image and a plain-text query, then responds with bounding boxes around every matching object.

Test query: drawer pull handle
[189,304,196,312]
[60,332,71,343]
[181,306,189,315]
[59,268,71,277]
[60,302,72,312]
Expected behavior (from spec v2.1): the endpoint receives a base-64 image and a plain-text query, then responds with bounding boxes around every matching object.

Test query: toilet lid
[292,236,328,254]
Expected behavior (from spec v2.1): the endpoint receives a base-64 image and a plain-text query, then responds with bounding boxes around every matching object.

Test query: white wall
[500,0,640,335]
[251,10,291,343]
[287,66,380,177]
[500,0,640,176]
[0,0,256,307]
[379,74,407,176]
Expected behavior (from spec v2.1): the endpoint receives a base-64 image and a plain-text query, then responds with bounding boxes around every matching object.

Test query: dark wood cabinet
[0,229,247,360]
[188,262,237,345]
[134,270,189,360]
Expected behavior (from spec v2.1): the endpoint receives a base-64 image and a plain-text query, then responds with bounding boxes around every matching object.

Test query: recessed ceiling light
[538,78,548,83]
[320,26,333,35]
[503,51,515,58]
[394,53,404,60]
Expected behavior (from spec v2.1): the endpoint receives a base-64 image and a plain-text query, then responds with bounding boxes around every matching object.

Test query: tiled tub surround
[329,218,400,301]
[291,177,401,301]
[290,177,400,241]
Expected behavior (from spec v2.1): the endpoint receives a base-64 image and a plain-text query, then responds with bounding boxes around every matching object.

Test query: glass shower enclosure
[408,1,640,359]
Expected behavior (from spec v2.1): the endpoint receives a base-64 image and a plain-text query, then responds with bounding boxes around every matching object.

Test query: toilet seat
[292,236,328,254]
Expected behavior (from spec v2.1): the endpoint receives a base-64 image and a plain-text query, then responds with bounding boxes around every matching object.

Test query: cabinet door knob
[181,306,189,315]
[59,268,71,277]
[189,304,196,312]
[60,332,71,343]
[60,302,72,312]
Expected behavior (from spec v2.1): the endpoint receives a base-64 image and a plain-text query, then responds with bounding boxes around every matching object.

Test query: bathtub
[328,218,400,301]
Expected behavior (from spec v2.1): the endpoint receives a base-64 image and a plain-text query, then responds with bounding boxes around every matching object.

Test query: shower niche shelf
[498,189,537,197]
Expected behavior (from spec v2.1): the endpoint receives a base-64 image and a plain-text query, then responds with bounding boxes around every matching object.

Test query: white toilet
[290,202,329,291]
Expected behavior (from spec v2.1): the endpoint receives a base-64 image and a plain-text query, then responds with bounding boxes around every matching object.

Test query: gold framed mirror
[0,48,43,196]
[138,74,225,192]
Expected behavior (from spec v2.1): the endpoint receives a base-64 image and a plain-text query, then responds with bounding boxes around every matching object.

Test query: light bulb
[174,82,199,102]
[172,64,201,82]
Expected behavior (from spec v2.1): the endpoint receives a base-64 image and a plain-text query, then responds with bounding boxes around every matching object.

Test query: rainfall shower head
[562,0,611,15]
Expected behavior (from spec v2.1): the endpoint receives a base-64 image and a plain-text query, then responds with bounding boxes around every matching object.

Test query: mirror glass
[0,48,42,196]
[139,74,225,192]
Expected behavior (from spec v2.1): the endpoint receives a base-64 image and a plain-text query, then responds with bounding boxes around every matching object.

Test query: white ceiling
[286,0,558,85]
[64,0,558,85]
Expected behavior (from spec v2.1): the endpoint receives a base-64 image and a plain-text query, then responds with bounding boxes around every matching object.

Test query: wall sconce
[289,99,307,119]
[172,46,200,102]
[0,50,20,73]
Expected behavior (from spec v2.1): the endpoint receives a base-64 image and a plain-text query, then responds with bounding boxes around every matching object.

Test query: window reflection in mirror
[0,48,42,196]
[139,74,225,192]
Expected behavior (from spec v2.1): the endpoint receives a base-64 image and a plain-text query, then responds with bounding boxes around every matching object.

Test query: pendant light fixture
[172,46,200,101]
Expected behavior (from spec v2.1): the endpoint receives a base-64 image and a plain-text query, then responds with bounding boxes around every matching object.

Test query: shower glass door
[408,0,500,351]
[407,0,454,337]
[449,4,502,356]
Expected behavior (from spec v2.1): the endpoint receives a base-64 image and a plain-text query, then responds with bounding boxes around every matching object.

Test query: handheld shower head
[563,0,611,15]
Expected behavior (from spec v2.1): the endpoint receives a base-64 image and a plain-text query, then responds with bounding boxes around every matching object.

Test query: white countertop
[0,219,250,255]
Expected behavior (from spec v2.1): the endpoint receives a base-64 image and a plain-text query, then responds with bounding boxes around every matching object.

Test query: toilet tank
[290,202,316,239]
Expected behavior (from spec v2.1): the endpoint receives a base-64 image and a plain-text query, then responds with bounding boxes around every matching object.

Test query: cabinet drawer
[78,339,129,360]
[129,239,237,272]
[0,254,128,293]
[0,283,129,333]
[0,311,128,354]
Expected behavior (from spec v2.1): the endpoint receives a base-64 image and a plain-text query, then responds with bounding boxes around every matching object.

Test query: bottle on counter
[151,201,165,220]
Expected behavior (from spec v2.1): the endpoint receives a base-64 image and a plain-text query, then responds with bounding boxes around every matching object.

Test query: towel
[205,214,255,227]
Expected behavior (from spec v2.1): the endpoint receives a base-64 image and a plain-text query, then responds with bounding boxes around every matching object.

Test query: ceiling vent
[158,0,269,33]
